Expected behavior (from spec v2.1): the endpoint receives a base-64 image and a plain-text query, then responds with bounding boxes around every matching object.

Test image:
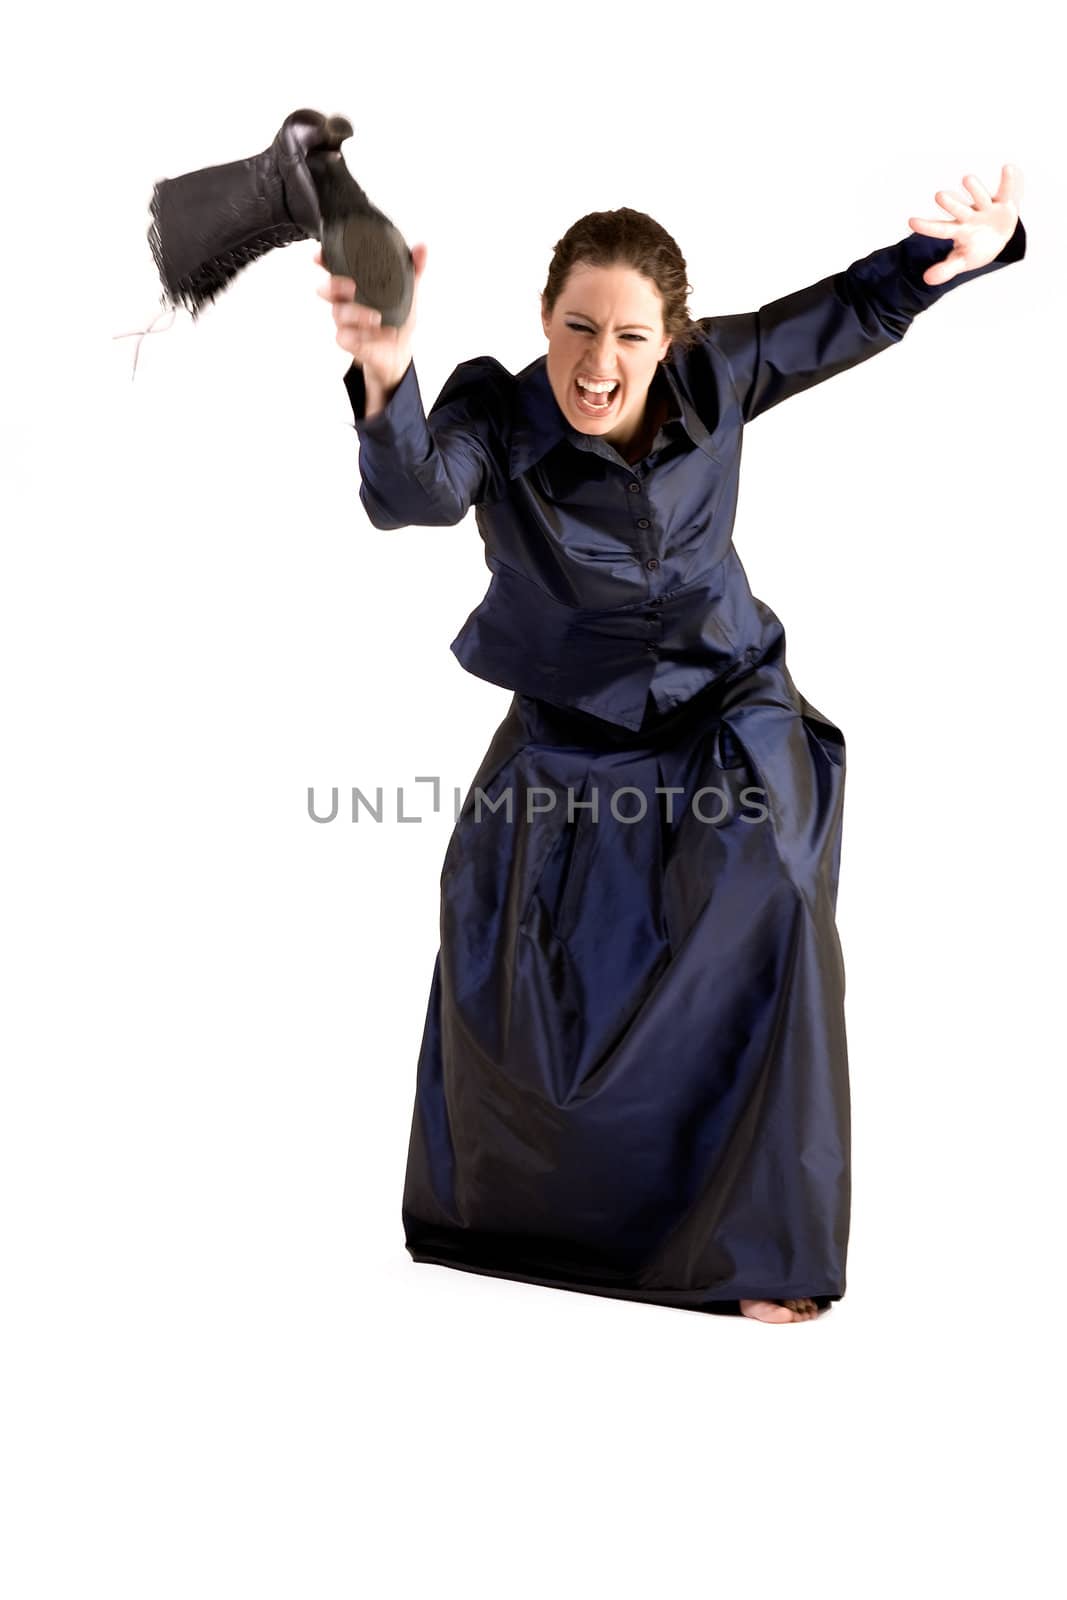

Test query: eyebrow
[562,310,655,331]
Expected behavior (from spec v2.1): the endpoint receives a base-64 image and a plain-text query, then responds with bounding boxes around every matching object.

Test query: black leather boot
[147,108,414,327]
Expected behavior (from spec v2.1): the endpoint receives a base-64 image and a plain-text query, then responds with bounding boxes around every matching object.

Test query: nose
[587,332,619,377]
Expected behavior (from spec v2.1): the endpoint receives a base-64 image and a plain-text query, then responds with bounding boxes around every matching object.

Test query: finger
[934,188,975,221]
[994,161,1023,206]
[962,172,993,209]
[908,214,957,238]
[319,276,357,301]
[335,314,385,341]
[334,302,384,328]
[332,302,364,330]
[351,320,399,346]
[922,253,962,287]
[335,313,392,343]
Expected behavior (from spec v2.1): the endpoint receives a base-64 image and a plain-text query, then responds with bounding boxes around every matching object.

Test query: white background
[2,2,1061,1594]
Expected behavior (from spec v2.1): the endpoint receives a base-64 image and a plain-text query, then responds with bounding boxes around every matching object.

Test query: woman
[316,165,1025,1323]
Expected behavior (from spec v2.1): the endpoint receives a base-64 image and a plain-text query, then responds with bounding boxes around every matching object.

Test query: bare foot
[740,1297,820,1322]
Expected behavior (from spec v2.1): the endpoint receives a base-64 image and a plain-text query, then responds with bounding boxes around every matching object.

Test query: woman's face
[541,261,672,452]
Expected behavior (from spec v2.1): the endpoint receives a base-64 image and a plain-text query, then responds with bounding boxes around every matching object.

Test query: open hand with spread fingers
[908,163,1024,286]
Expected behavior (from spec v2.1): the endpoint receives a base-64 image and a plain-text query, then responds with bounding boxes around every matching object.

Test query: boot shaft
[148,148,307,319]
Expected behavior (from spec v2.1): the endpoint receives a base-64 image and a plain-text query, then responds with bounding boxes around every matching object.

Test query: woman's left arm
[703,163,1027,423]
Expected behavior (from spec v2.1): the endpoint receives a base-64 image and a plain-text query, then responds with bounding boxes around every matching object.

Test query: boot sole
[321,214,414,329]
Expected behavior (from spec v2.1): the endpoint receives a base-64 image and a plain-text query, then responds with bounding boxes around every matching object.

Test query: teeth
[577,376,618,394]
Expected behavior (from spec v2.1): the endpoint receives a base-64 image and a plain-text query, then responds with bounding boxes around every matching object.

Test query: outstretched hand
[908,164,1024,286]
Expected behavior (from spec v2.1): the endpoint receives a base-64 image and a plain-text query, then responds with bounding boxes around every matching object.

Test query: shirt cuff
[996,212,1027,265]
[342,359,424,442]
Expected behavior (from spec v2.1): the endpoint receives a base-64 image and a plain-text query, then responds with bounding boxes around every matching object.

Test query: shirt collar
[508,353,719,480]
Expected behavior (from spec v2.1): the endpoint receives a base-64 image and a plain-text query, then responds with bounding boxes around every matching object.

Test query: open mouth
[573,377,620,416]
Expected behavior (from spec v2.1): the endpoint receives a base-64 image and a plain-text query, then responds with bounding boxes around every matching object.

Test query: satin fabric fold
[402,633,851,1307]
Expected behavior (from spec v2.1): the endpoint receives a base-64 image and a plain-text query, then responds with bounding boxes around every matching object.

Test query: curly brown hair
[540,206,704,358]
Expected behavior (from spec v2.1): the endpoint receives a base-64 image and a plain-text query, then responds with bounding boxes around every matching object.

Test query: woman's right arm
[316,245,507,528]
[340,354,508,528]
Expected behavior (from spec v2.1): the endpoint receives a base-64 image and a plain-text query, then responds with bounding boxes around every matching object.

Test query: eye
[565,323,646,342]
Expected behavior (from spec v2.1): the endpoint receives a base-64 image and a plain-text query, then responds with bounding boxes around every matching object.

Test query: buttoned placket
[569,425,677,663]
[622,471,665,659]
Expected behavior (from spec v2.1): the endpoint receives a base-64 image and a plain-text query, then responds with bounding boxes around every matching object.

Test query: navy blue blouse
[343,216,1026,730]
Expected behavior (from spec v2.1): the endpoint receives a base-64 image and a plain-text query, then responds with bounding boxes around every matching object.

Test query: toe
[740,1299,794,1323]
[781,1297,819,1319]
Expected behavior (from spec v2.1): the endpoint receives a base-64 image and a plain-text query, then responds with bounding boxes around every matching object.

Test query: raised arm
[342,356,509,529]
[316,239,509,530]
[704,164,1026,422]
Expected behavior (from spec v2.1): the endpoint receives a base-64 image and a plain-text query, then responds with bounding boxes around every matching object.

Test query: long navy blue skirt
[401,629,850,1315]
